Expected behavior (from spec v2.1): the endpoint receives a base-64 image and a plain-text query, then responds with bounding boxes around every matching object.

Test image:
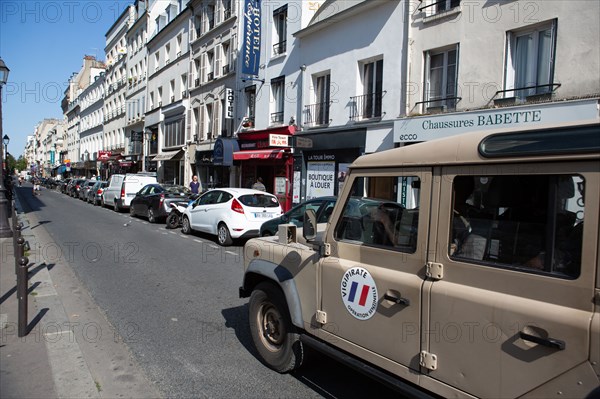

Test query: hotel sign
[394,99,600,142]
[242,0,261,76]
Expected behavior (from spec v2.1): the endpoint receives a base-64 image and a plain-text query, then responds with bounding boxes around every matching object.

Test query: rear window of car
[238,194,280,208]
[164,185,191,195]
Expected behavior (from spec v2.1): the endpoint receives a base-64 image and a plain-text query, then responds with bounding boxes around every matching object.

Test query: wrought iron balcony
[270,112,284,124]
[304,102,332,127]
[273,41,287,56]
[349,91,385,121]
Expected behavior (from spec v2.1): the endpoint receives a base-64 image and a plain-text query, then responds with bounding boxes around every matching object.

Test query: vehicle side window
[139,186,149,195]
[291,201,322,223]
[199,191,219,205]
[449,174,584,279]
[335,176,421,253]
[219,192,233,203]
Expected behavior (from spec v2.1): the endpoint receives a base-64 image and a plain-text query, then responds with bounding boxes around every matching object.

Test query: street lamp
[0,57,13,237]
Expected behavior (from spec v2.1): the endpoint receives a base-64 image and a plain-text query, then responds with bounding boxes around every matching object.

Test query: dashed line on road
[225,251,238,256]
[193,239,203,243]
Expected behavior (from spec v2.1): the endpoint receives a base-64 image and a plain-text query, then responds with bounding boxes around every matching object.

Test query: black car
[130,184,193,223]
[259,196,337,236]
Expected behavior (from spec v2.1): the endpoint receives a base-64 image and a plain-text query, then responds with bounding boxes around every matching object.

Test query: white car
[181,188,283,246]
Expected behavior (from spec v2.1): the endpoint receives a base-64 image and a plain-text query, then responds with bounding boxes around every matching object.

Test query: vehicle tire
[217,223,233,246]
[181,216,192,234]
[166,213,179,229]
[114,201,121,212]
[129,206,136,217]
[249,282,303,373]
[147,208,156,223]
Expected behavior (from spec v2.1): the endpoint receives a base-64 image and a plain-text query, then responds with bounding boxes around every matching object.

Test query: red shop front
[235,126,295,212]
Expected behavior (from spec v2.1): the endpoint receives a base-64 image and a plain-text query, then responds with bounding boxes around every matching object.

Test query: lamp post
[0,57,13,237]
[84,150,89,177]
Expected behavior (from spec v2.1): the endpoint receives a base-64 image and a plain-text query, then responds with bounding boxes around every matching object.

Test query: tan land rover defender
[239,124,600,398]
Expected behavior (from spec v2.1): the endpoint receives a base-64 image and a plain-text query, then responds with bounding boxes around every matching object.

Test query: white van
[102,173,157,212]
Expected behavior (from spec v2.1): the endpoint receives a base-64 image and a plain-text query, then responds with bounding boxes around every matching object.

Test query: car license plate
[254,213,272,219]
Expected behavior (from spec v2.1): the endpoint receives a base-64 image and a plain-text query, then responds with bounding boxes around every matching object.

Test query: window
[273,5,287,56]
[204,103,213,139]
[270,76,285,124]
[154,51,160,71]
[351,59,383,120]
[335,176,421,253]
[306,73,331,126]
[165,43,171,64]
[436,0,460,13]
[505,20,557,100]
[221,40,232,74]
[169,80,175,102]
[448,174,583,279]
[204,4,215,31]
[425,46,458,110]
[176,34,182,56]
[163,118,185,148]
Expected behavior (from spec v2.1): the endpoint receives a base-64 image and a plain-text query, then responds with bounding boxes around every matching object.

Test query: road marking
[193,239,203,243]
[226,251,238,256]
[179,234,189,239]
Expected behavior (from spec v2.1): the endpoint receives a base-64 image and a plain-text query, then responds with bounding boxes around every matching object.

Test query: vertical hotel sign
[242,0,261,76]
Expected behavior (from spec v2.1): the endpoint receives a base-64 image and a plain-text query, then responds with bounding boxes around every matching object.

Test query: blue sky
[0,0,132,159]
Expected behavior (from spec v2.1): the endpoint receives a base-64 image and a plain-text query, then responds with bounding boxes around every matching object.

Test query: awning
[233,149,287,160]
[152,150,182,161]
[213,138,240,166]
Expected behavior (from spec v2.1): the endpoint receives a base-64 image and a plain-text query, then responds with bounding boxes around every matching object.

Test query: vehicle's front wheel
[166,213,179,229]
[217,223,233,246]
[129,206,136,217]
[181,216,192,234]
[249,282,303,373]
[147,207,156,223]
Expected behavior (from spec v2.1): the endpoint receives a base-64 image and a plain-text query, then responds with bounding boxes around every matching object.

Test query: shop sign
[98,151,111,161]
[308,153,335,161]
[306,161,335,200]
[269,134,289,147]
[225,88,234,119]
[295,137,313,148]
[275,177,287,195]
[292,171,301,204]
[394,99,599,143]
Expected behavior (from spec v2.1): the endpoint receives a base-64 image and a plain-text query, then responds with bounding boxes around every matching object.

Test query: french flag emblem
[348,282,371,307]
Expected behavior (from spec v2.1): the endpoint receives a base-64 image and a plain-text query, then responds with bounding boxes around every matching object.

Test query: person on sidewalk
[189,175,200,194]
[251,177,266,191]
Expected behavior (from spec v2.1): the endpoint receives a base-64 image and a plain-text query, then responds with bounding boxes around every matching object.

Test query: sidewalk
[1,186,162,399]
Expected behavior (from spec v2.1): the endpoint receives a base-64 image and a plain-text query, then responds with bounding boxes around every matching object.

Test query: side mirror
[303,209,317,241]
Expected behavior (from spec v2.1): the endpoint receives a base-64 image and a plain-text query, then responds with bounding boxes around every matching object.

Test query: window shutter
[201,53,207,83]
[215,45,222,78]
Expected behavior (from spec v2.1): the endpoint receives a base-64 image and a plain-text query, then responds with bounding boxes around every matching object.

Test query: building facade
[145,0,191,185]
[189,0,239,191]
[103,5,134,178]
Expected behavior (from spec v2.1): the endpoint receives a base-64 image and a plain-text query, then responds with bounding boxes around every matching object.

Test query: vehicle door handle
[519,331,565,350]
[384,292,410,306]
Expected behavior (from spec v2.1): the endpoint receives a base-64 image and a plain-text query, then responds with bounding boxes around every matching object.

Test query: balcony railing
[222,64,231,75]
[270,111,284,124]
[304,102,332,127]
[207,72,214,81]
[415,96,461,112]
[195,78,200,87]
[273,41,287,56]
[349,91,385,121]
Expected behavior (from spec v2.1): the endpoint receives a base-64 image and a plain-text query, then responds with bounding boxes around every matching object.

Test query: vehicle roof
[352,122,599,169]
[210,188,276,196]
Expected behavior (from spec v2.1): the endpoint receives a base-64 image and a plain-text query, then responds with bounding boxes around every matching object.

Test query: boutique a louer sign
[242,0,261,76]
[393,99,599,142]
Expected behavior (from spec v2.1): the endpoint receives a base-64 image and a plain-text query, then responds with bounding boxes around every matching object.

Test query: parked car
[102,173,158,211]
[259,196,337,236]
[130,184,193,223]
[79,180,96,200]
[87,180,108,205]
[182,188,283,246]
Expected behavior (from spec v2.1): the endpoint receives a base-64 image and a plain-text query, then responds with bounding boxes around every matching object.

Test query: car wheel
[249,282,303,373]
[129,206,136,217]
[217,223,233,246]
[147,208,156,223]
[114,201,121,212]
[181,216,192,234]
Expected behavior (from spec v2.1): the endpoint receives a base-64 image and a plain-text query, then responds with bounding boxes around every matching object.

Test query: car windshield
[238,193,280,208]
[163,185,191,195]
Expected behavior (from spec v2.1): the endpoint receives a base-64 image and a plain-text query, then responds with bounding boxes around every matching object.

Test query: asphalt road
[18,184,399,398]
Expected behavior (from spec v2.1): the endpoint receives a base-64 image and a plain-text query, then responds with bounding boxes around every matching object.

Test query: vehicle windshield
[238,194,280,208]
